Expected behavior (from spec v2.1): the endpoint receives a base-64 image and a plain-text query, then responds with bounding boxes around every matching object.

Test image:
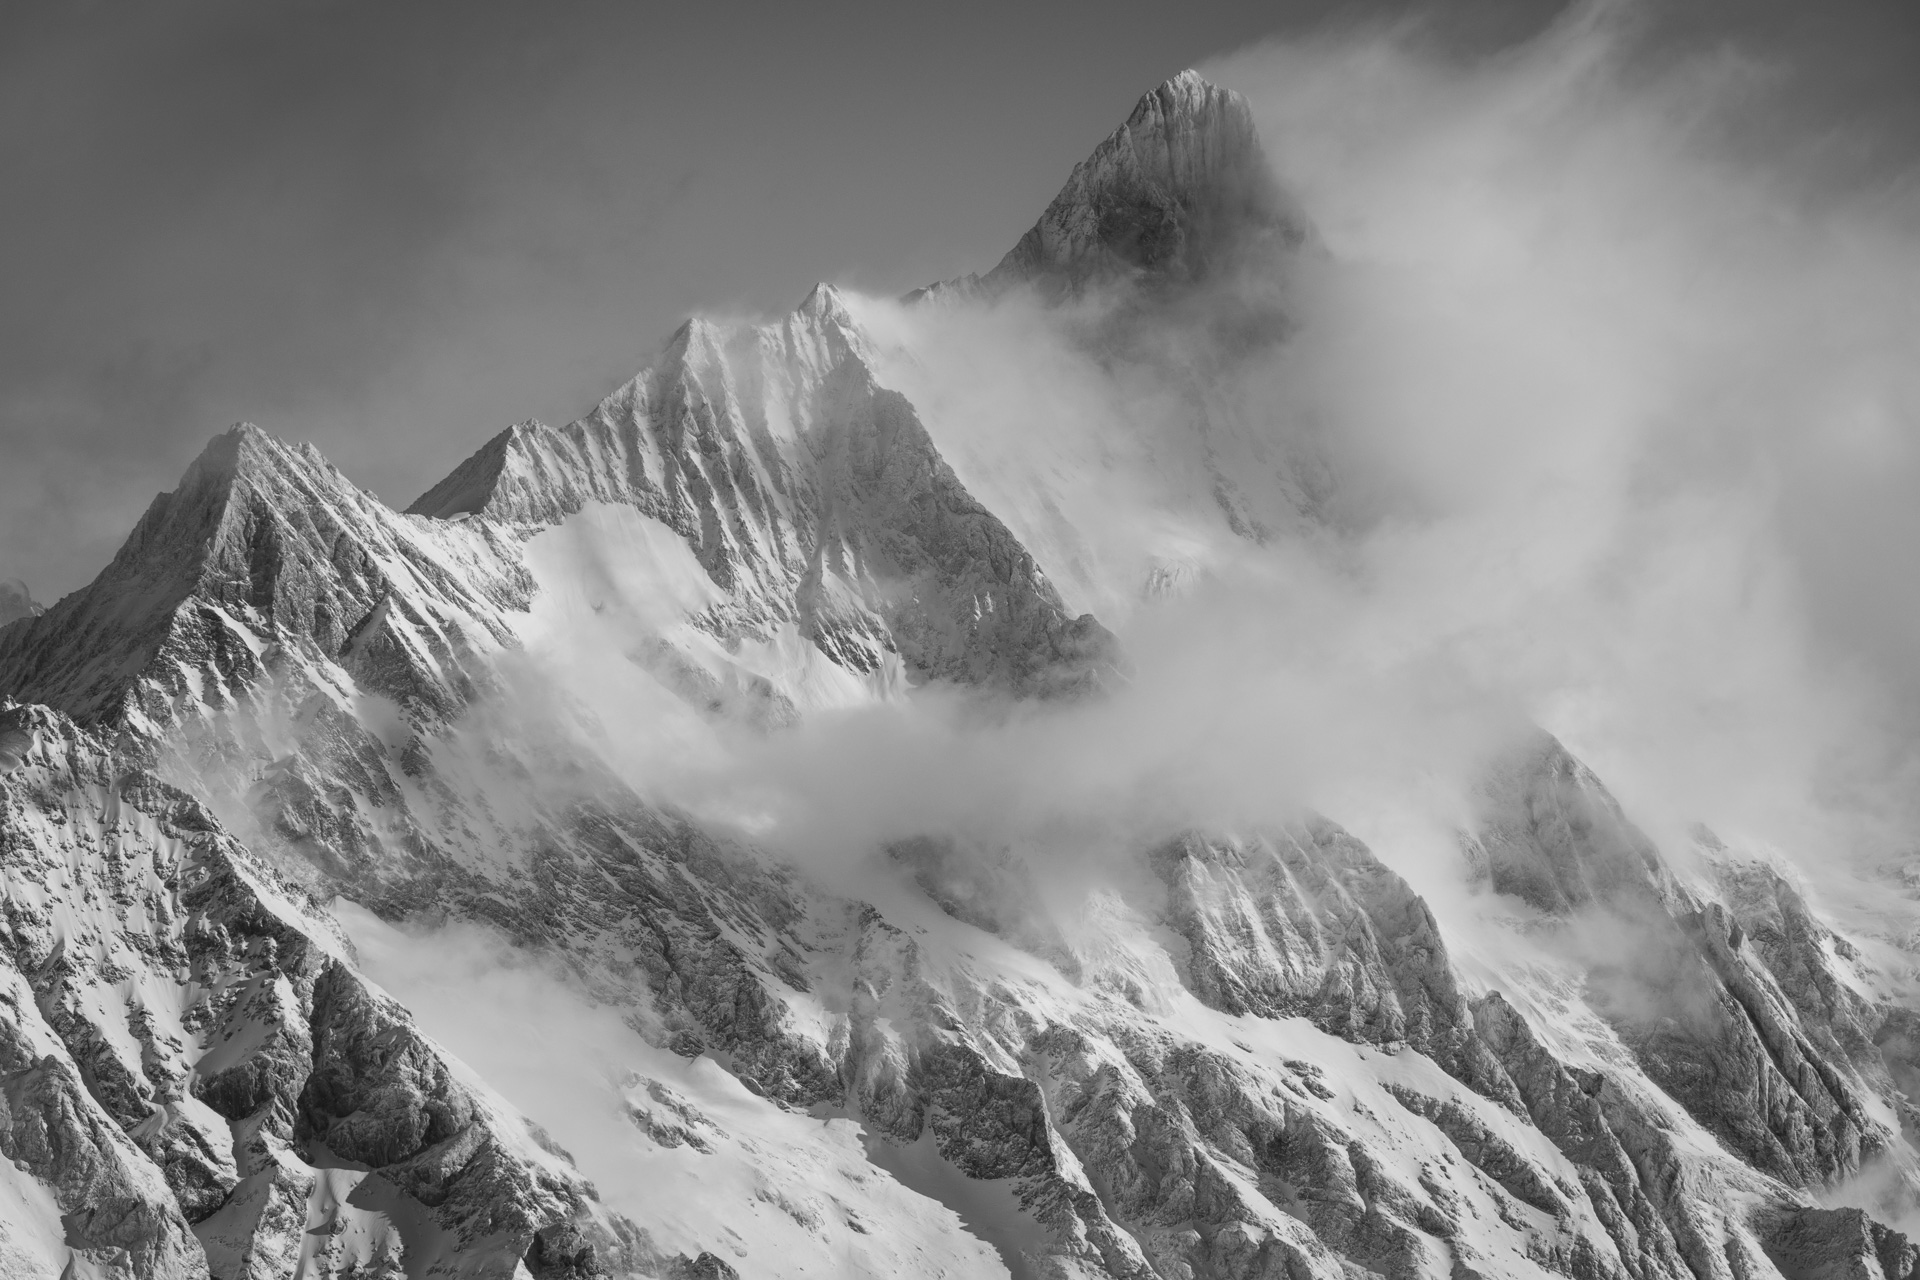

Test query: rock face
[981,69,1307,298]
[0,68,1919,1280]
[1474,736,1904,1192]
[411,286,1116,702]
[0,704,642,1278]
[0,423,529,735]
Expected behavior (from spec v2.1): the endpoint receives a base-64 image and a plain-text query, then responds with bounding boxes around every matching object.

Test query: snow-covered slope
[0,67,1917,1280]
[0,704,670,1279]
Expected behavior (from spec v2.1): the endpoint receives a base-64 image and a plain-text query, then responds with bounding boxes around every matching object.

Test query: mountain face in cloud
[981,68,1308,299]
[3,45,1920,1280]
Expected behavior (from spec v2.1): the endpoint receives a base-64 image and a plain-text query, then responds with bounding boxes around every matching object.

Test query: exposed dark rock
[982,69,1308,298]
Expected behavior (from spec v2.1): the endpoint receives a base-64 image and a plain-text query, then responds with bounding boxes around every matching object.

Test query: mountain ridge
[0,68,1917,1280]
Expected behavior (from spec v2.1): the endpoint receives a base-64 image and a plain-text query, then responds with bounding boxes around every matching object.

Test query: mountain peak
[797,281,845,316]
[0,421,489,729]
[182,420,267,479]
[980,69,1304,296]
[1151,68,1229,116]
[180,422,338,498]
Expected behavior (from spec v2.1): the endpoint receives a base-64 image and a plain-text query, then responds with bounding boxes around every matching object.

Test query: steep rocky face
[1147,825,1521,1109]
[0,424,530,735]
[980,70,1307,299]
[1472,736,1913,1194]
[0,424,549,902]
[0,704,666,1279]
[412,285,1116,702]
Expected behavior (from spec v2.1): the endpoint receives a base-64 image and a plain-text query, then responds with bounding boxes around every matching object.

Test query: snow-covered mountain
[2,70,1920,1280]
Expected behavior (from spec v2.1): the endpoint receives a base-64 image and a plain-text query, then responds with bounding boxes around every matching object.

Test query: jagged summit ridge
[0,420,529,733]
[411,283,865,527]
[411,281,1117,700]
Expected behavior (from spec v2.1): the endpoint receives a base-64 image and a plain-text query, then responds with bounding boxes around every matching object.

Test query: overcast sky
[1,0,1915,600]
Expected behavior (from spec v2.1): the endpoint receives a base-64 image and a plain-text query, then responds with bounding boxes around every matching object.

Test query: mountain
[901,71,1326,575]
[410,284,1116,706]
[1,69,1919,1280]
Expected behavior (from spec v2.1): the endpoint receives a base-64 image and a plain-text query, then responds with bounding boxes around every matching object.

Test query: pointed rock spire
[982,70,1306,296]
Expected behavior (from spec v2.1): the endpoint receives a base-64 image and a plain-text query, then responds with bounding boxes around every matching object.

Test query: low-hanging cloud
[1196,6,1920,887]
[556,3,1920,942]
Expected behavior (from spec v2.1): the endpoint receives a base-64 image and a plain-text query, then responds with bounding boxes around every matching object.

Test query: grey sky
[1,0,1914,601]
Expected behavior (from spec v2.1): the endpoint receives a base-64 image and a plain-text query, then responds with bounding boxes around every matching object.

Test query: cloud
[539,2,1920,954]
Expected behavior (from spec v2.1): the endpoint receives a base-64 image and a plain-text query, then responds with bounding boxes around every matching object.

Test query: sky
[2,0,1917,601]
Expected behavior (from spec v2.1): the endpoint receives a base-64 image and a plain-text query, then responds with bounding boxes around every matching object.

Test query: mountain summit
[983,70,1305,296]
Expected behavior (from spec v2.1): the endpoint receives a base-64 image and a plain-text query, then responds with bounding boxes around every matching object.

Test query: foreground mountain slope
[0,704,656,1279]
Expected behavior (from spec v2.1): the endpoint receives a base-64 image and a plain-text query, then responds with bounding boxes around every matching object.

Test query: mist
[503,4,1920,957]
[1195,7,1920,916]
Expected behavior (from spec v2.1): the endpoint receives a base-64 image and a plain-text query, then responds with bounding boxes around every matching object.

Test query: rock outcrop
[1475,735,1903,1191]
